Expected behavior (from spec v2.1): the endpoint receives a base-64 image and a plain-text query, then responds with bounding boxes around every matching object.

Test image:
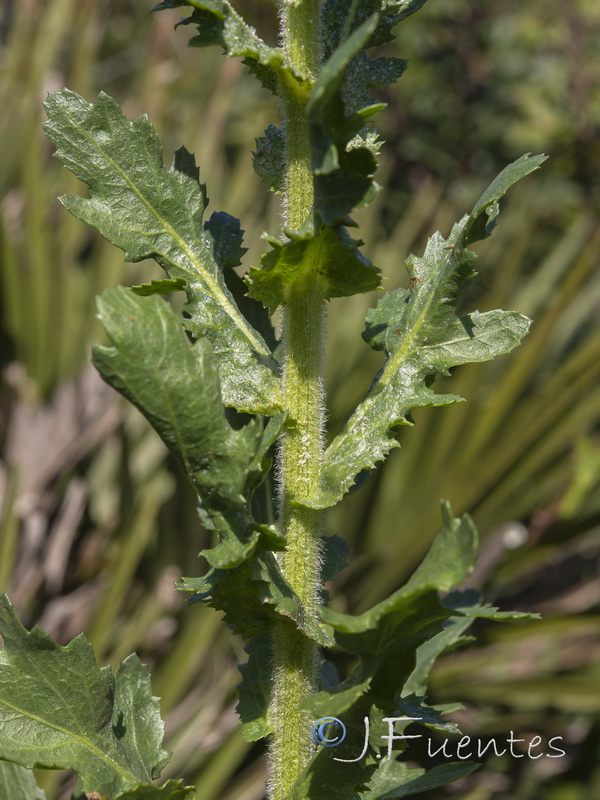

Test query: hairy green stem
[268,2,324,798]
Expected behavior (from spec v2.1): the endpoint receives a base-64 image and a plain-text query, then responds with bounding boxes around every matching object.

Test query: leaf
[442,588,541,623]
[247,224,381,313]
[301,676,372,720]
[395,508,480,696]
[294,692,476,800]
[253,552,335,647]
[0,594,169,798]
[308,16,381,161]
[402,587,539,701]
[317,2,415,179]
[286,704,377,800]
[172,143,205,185]
[307,16,382,223]
[307,504,474,708]
[343,53,408,114]
[180,546,334,646]
[288,703,474,800]
[314,534,361,627]
[153,1,309,95]
[464,153,548,244]
[253,124,285,194]
[131,279,187,296]
[180,545,334,646]
[204,211,278,352]
[313,149,379,225]
[305,157,544,509]
[323,0,429,52]
[181,562,270,639]
[43,90,280,415]
[296,500,532,797]
[236,634,273,741]
[403,501,478,593]
[394,694,460,734]
[329,63,404,177]
[203,210,247,270]
[402,616,476,698]
[113,655,171,781]
[0,760,47,800]
[289,503,484,800]
[93,288,282,569]
[359,760,478,800]
[319,587,450,707]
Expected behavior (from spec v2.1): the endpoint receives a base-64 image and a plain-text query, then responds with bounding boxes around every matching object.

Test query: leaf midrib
[72,107,275,367]
[324,246,457,461]
[0,694,138,786]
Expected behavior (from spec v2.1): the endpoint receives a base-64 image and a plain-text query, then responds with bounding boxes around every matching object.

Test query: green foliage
[253,124,286,194]
[0,760,47,800]
[0,1,558,799]
[247,224,380,313]
[42,91,280,416]
[0,594,192,798]
[286,504,535,800]
[307,14,383,223]
[92,287,284,569]
[308,155,544,509]
[152,0,310,95]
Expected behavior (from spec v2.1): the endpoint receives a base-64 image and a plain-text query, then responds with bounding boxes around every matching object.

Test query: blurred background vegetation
[0,1,599,798]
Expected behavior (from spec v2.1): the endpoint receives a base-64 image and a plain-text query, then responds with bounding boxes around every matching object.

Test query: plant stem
[269,2,324,798]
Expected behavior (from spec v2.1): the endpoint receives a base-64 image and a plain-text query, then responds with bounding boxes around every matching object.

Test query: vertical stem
[281,0,320,229]
[268,2,323,799]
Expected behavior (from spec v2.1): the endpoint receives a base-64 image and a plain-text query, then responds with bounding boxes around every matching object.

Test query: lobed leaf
[319,1,414,175]
[181,562,270,639]
[93,288,283,569]
[112,656,171,781]
[43,90,280,415]
[305,156,545,509]
[286,704,377,800]
[153,0,309,95]
[0,595,170,798]
[343,53,408,114]
[307,15,382,223]
[291,505,530,798]
[180,549,334,647]
[302,504,476,718]
[464,153,548,244]
[204,210,247,270]
[320,587,448,665]
[247,223,381,313]
[287,703,474,800]
[323,0,430,52]
[302,677,372,721]
[442,589,541,623]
